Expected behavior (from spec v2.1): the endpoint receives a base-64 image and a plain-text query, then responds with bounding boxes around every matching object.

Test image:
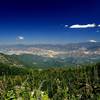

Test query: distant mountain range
[0,42,100,51]
[0,42,100,68]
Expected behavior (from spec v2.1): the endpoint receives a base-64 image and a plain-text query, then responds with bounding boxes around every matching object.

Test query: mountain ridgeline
[0,42,100,68]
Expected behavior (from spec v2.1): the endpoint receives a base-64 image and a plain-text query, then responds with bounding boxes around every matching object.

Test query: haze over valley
[0,42,100,68]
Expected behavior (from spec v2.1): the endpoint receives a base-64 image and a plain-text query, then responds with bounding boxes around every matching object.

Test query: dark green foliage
[0,63,29,75]
[0,63,100,99]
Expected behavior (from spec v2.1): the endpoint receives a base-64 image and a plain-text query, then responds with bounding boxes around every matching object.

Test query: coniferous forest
[0,63,100,100]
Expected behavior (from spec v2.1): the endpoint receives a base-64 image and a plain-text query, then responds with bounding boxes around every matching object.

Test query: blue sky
[0,0,100,44]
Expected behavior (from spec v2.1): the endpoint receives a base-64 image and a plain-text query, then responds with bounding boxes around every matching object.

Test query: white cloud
[98,25,100,27]
[65,25,68,27]
[17,36,24,40]
[89,40,97,43]
[69,24,96,28]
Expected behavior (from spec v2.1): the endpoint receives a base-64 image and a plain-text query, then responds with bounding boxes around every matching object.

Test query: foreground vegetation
[0,63,100,100]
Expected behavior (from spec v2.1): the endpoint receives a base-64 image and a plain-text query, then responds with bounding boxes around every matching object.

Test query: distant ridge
[0,53,24,67]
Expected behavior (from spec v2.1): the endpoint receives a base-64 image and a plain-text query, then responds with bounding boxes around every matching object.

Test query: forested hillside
[0,53,23,67]
[0,63,100,100]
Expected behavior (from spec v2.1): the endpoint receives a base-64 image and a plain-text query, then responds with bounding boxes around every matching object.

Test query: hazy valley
[0,42,100,68]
